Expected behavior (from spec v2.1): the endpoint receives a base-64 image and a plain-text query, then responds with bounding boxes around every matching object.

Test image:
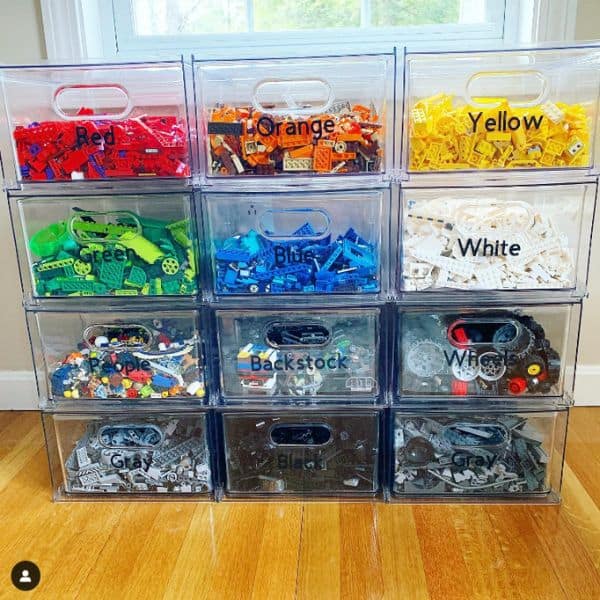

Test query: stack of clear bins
[391,45,600,502]
[193,52,396,499]
[1,59,216,500]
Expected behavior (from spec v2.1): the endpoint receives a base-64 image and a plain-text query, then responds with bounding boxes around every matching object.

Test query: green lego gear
[161,256,180,275]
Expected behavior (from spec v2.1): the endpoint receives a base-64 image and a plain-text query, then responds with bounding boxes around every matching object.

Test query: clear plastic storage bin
[220,409,381,497]
[194,53,395,179]
[10,192,199,300]
[203,188,389,296]
[391,407,567,502]
[395,303,581,399]
[398,183,596,296]
[216,308,381,399]
[28,309,206,402]
[42,411,213,499]
[0,60,191,186]
[403,45,600,175]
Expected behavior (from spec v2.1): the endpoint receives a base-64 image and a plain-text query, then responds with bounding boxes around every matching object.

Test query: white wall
[0,1,599,407]
[0,0,46,407]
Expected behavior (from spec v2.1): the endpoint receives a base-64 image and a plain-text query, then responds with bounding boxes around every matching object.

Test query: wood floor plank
[339,503,385,600]
[449,506,518,600]
[412,506,478,600]
[251,503,303,600]
[376,504,429,600]
[297,503,341,600]
[565,425,600,505]
[529,502,600,599]
[122,504,198,600]
[0,425,44,493]
[561,463,600,570]
[486,506,566,600]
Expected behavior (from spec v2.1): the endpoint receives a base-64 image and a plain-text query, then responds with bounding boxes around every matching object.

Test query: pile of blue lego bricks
[214,222,379,294]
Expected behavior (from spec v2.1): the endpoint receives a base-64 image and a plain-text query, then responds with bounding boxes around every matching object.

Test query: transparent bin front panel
[396,304,580,399]
[29,310,206,402]
[399,183,596,295]
[222,410,381,496]
[403,46,600,174]
[11,193,199,299]
[204,189,387,296]
[217,308,380,399]
[194,54,395,178]
[0,61,191,185]
[391,408,567,501]
[43,412,213,497]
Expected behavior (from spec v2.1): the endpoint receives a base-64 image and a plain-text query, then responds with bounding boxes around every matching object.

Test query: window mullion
[361,0,371,28]
[247,0,255,33]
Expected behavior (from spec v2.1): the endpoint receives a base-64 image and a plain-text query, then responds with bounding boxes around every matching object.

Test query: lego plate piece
[392,410,567,500]
[397,304,580,398]
[399,184,596,294]
[45,413,212,496]
[30,311,205,402]
[12,194,199,298]
[404,46,600,173]
[222,411,380,496]
[195,54,394,177]
[217,309,380,399]
[205,190,387,296]
[0,60,191,185]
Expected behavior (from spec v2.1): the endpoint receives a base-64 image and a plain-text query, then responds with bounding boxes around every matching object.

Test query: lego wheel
[161,257,180,275]
[405,339,445,377]
[451,360,479,382]
[478,351,507,381]
[73,259,92,276]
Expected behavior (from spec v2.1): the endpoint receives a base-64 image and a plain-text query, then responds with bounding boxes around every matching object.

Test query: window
[40,0,578,61]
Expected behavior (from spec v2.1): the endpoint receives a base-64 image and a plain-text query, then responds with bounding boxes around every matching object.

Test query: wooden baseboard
[0,371,38,410]
[0,368,598,410]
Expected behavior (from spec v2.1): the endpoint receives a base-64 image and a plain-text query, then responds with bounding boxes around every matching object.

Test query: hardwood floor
[0,408,599,599]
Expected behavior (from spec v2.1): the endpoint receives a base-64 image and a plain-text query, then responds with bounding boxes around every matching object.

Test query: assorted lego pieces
[48,319,205,400]
[402,196,576,291]
[400,311,562,396]
[217,311,379,398]
[7,49,595,502]
[408,95,590,171]
[223,413,380,494]
[206,103,383,176]
[214,223,378,294]
[61,416,212,494]
[393,414,553,496]
[13,110,190,181]
[28,209,197,297]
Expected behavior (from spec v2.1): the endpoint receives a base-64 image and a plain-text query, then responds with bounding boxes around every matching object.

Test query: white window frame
[41,0,579,62]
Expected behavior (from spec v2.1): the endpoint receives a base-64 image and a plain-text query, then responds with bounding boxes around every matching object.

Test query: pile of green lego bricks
[29,209,198,296]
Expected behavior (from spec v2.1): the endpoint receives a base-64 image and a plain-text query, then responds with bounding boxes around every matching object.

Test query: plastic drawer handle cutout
[53,84,133,120]
[453,200,534,235]
[443,422,510,447]
[270,424,332,446]
[83,323,153,351]
[68,211,142,243]
[258,208,331,240]
[265,322,331,349]
[98,424,164,448]
[447,318,523,349]
[253,79,333,115]
[466,70,548,108]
